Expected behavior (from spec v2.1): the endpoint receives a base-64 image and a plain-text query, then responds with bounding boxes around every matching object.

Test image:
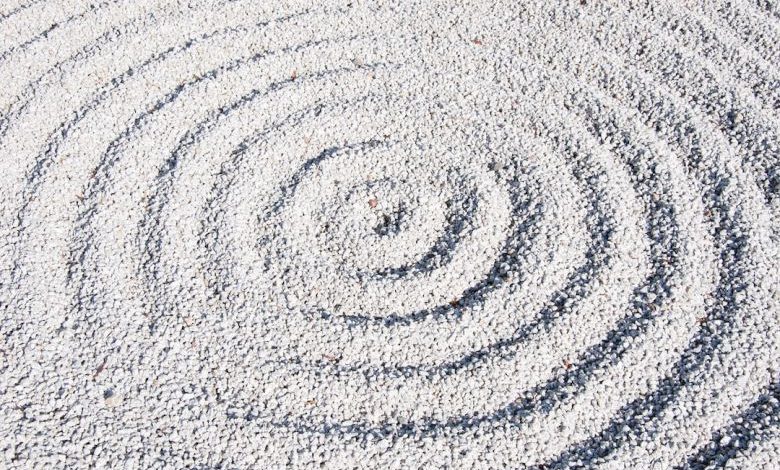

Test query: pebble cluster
[0,0,778,468]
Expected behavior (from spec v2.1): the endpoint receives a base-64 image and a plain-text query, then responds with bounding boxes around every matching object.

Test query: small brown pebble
[291,70,297,81]
[323,354,340,362]
[449,299,460,308]
[472,38,483,45]
[368,198,378,208]
[93,357,108,379]
[697,317,708,325]
[305,399,317,406]
[563,359,573,370]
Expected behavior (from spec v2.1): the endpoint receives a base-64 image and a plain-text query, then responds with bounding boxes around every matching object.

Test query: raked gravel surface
[1,0,779,468]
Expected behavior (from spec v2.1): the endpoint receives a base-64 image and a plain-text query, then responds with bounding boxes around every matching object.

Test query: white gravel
[1,0,779,468]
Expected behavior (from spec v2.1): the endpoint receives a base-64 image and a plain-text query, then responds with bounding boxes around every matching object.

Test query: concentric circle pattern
[0,0,778,468]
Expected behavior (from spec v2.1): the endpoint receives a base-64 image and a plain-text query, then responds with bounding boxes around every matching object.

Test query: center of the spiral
[325,178,438,261]
[253,139,514,318]
[373,211,403,237]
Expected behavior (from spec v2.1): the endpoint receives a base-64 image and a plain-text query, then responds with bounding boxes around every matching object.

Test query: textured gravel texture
[1,0,779,468]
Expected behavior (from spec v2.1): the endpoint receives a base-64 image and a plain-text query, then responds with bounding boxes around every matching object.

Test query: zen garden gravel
[0,0,778,468]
